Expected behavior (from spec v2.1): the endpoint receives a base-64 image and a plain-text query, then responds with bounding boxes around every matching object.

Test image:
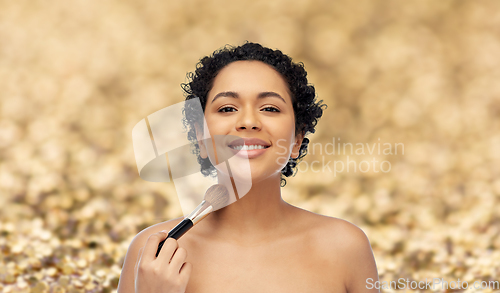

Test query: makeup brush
[155,184,230,257]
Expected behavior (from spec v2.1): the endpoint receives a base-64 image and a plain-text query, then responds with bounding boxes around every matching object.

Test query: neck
[203,171,294,245]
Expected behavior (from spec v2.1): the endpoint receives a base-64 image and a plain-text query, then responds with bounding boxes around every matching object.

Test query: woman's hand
[134,231,193,293]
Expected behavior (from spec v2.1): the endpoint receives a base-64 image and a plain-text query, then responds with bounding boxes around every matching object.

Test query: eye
[218,106,236,113]
[262,107,280,112]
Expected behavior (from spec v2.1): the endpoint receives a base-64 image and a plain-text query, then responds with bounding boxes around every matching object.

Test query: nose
[236,109,261,131]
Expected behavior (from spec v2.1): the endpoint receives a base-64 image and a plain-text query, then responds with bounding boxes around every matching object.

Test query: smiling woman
[198,60,303,182]
[117,42,380,293]
[181,43,328,187]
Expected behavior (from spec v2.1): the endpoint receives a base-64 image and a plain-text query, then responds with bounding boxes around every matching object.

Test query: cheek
[280,119,296,143]
[273,132,296,163]
[204,114,226,133]
[270,115,296,143]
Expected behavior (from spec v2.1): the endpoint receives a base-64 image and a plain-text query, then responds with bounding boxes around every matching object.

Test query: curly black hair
[181,41,327,187]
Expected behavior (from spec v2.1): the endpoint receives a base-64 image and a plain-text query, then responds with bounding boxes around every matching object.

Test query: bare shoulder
[318,216,371,248]
[293,209,370,249]
[296,211,380,292]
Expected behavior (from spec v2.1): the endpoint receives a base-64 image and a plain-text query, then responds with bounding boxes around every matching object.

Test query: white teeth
[230,145,268,151]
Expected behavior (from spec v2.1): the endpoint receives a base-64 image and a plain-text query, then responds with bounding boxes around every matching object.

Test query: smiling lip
[227,137,271,159]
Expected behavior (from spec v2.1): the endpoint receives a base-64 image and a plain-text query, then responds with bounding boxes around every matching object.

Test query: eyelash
[218,106,280,113]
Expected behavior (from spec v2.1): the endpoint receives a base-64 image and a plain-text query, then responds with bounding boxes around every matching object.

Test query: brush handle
[155,218,193,257]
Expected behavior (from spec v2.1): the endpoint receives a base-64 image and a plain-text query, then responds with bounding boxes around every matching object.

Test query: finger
[179,262,193,283]
[141,231,168,263]
[156,236,179,265]
[135,247,144,277]
[168,247,188,274]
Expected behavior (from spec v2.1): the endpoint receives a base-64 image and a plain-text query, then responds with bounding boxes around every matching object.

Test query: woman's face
[197,60,303,182]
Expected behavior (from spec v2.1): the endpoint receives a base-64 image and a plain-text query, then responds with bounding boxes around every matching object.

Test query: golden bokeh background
[1,0,500,292]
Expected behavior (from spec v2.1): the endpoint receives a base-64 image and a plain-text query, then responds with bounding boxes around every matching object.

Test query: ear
[194,123,208,159]
[290,132,305,159]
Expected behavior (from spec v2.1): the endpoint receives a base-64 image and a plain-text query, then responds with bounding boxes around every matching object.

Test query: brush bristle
[204,184,230,210]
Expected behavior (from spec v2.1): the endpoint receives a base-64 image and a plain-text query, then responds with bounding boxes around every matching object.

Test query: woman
[117,42,380,293]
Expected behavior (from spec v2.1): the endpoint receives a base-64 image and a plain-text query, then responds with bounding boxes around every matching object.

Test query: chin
[246,169,282,183]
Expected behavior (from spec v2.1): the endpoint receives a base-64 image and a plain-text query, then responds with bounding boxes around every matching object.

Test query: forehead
[210,61,290,99]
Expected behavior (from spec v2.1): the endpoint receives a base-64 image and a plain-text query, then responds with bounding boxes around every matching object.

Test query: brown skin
[117,61,380,293]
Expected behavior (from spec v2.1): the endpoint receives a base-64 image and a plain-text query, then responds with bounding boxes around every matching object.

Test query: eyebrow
[210,91,287,104]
